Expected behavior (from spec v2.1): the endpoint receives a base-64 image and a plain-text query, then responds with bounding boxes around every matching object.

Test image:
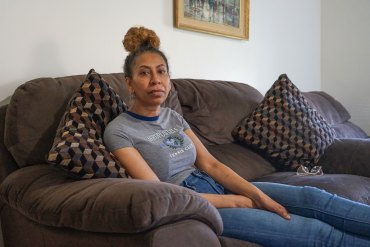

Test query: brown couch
[1,72,370,247]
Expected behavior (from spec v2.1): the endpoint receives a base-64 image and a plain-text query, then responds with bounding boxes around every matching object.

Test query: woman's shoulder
[106,113,129,131]
[109,112,127,123]
[161,107,183,119]
[161,107,189,129]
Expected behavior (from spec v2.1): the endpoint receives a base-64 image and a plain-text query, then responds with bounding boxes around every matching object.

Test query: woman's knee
[252,182,330,207]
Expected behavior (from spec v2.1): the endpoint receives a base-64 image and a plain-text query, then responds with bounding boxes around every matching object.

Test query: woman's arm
[184,129,290,220]
[200,193,255,208]
[112,147,160,181]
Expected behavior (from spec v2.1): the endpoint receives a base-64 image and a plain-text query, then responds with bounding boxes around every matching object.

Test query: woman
[104,26,370,247]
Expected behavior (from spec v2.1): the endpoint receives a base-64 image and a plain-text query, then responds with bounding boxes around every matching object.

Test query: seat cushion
[233,74,336,171]
[47,69,127,178]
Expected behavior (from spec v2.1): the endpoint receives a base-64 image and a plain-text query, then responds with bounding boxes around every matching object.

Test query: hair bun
[123,26,160,53]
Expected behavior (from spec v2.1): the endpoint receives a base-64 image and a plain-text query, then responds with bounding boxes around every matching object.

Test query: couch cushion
[331,122,368,138]
[318,138,370,177]
[165,80,183,116]
[232,74,336,171]
[47,69,127,178]
[172,79,263,145]
[302,91,350,125]
[4,71,182,168]
[303,91,368,138]
[206,143,275,181]
[4,73,121,167]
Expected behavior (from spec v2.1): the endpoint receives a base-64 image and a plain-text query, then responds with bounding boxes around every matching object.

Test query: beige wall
[0,0,321,106]
[322,0,370,135]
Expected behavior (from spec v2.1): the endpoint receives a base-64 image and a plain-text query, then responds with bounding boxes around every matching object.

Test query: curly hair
[122,26,169,78]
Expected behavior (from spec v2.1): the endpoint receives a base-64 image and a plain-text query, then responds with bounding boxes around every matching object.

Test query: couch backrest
[3,72,181,167]
[172,79,263,145]
[5,75,85,167]
[303,91,368,138]
[172,79,368,145]
[3,74,367,169]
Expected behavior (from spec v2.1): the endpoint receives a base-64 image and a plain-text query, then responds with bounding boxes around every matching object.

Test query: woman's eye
[158,69,167,75]
[139,71,150,76]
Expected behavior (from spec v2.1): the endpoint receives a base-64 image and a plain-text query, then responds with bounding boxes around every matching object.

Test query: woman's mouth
[148,90,165,97]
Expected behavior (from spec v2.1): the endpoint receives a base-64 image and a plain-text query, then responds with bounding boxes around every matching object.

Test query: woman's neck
[129,104,161,117]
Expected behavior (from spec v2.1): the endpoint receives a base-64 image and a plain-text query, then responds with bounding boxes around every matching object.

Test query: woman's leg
[219,207,370,247]
[253,182,370,238]
[180,171,370,246]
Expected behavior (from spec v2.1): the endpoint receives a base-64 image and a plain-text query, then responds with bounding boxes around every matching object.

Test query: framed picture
[174,0,249,40]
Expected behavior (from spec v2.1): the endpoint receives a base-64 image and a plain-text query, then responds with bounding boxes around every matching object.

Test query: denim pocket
[181,169,224,194]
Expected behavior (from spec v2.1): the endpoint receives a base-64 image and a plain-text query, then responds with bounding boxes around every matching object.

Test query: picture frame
[174,0,249,40]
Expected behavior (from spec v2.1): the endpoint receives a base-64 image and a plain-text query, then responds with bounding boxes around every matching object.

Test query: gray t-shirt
[103,107,196,185]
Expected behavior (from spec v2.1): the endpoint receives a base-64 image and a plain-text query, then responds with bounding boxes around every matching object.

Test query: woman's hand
[231,194,291,221]
[228,194,255,208]
[253,193,291,220]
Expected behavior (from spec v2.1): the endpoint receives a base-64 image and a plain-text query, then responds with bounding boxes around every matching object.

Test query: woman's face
[126,52,170,108]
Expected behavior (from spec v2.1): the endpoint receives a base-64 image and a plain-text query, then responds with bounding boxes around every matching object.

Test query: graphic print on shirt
[145,128,194,159]
[163,134,184,149]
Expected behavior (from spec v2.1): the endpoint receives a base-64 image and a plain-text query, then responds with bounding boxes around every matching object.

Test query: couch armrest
[319,138,370,177]
[0,164,222,234]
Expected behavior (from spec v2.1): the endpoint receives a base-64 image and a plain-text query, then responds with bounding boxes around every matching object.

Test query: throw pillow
[48,69,127,178]
[232,74,336,171]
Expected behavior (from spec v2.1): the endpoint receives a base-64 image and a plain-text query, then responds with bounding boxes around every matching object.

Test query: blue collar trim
[125,111,159,121]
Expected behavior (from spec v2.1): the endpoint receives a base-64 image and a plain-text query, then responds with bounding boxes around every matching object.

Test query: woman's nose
[150,73,161,84]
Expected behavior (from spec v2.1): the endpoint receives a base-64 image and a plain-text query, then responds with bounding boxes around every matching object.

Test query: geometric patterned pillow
[48,69,127,178]
[232,74,336,171]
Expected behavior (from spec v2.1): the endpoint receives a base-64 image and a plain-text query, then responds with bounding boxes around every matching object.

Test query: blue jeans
[181,169,370,247]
